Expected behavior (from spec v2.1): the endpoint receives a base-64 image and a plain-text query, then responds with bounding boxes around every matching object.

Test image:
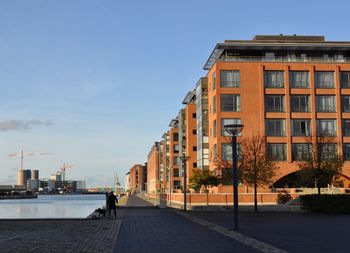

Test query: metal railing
[219,55,350,63]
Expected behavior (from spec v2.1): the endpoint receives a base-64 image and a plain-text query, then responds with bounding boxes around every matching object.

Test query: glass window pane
[265,95,285,112]
[341,72,350,88]
[264,71,284,88]
[220,94,241,112]
[315,72,334,88]
[317,119,337,136]
[316,96,336,112]
[267,144,286,161]
[265,119,286,136]
[220,70,240,88]
[290,71,309,88]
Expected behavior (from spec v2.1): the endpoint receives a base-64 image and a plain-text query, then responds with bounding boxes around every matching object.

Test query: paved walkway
[0,219,121,253]
[125,195,154,206]
[114,207,259,253]
[191,211,350,253]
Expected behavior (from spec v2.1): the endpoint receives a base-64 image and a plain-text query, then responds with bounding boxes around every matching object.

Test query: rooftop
[204,34,350,70]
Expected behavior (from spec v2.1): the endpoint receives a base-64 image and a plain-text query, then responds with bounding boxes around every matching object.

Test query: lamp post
[180,155,189,211]
[224,123,244,231]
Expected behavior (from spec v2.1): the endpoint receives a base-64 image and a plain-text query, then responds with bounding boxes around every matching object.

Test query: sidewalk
[189,211,350,253]
[0,218,122,253]
[114,202,260,253]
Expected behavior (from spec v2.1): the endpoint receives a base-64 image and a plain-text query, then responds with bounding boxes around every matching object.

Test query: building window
[173,156,180,166]
[221,143,241,161]
[290,71,309,88]
[315,71,334,88]
[212,72,216,91]
[292,144,312,161]
[320,144,338,159]
[173,168,179,177]
[174,180,181,189]
[317,119,337,136]
[213,143,217,159]
[265,95,285,112]
[290,95,310,112]
[316,96,336,112]
[341,72,350,88]
[213,95,216,113]
[192,146,197,151]
[264,71,284,88]
[266,143,286,161]
[220,70,240,88]
[193,162,197,168]
[173,133,179,142]
[291,119,311,136]
[192,113,196,118]
[342,96,350,112]
[221,168,233,185]
[220,94,241,112]
[213,120,216,138]
[173,144,179,153]
[192,129,197,135]
[342,119,350,136]
[343,144,350,160]
[221,118,241,136]
[265,119,286,136]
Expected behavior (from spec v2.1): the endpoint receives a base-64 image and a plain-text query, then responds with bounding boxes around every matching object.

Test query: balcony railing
[219,55,350,63]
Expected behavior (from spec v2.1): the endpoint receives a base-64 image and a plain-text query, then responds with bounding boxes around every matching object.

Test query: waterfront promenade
[1,195,349,252]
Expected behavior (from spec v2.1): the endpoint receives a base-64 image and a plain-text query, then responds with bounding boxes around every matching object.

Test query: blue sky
[1,0,350,187]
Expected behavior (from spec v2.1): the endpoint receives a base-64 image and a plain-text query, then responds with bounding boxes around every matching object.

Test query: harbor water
[0,194,105,219]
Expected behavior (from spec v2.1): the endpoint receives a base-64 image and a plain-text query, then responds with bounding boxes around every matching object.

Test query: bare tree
[213,134,278,211]
[297,132,343,194]
[239,134,279,211]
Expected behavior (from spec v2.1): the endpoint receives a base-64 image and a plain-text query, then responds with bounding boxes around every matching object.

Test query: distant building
[31,170,39,180]
[27,179,40,191]
[125,172,130,192]
[129,164,147,194]
[76,180,86,189]
[17,169,31,188]
[51,172,62,181]
[147,142,160,194]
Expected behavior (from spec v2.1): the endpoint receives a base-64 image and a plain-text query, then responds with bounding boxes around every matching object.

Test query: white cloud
[0,119,53,131]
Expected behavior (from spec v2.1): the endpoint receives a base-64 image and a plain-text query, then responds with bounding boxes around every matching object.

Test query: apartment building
[169,119,181,190]
[160,132,170,192]
[146,142,160,194]
[129,164,147,194]
[196,77,210,170]
[181,90,198,183]
[204,35,350,191]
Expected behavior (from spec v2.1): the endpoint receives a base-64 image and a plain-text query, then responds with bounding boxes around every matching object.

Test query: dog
[95,208,106,218]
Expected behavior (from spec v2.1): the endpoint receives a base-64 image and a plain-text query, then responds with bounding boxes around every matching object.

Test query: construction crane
[59,163,74,181]
[8,150,53,170]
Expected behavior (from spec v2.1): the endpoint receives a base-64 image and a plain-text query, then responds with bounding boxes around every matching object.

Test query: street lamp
[180,155,189,211]
[224,123,244,231]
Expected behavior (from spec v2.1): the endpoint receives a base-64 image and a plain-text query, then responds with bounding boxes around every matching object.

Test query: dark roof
[182,90,196,104]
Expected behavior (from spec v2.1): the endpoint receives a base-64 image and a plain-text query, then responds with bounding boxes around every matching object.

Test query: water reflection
[0,194,105,219]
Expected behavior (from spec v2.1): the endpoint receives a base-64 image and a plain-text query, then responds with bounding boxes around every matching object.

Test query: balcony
[218,55,350,63]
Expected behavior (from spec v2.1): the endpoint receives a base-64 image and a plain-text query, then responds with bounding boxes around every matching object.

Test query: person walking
[108,191,118,218]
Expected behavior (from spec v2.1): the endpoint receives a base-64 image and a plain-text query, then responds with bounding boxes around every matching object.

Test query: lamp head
[224,124,244,136]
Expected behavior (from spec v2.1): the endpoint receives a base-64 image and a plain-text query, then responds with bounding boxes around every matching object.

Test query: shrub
[300,194,350,214]
[277,192,292,204]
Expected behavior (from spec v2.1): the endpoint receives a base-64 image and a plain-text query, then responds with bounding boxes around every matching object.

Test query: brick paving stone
[125,195,154,206]
[114,203,260,253]
[190,211,350,253]
[0,213,123,253]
